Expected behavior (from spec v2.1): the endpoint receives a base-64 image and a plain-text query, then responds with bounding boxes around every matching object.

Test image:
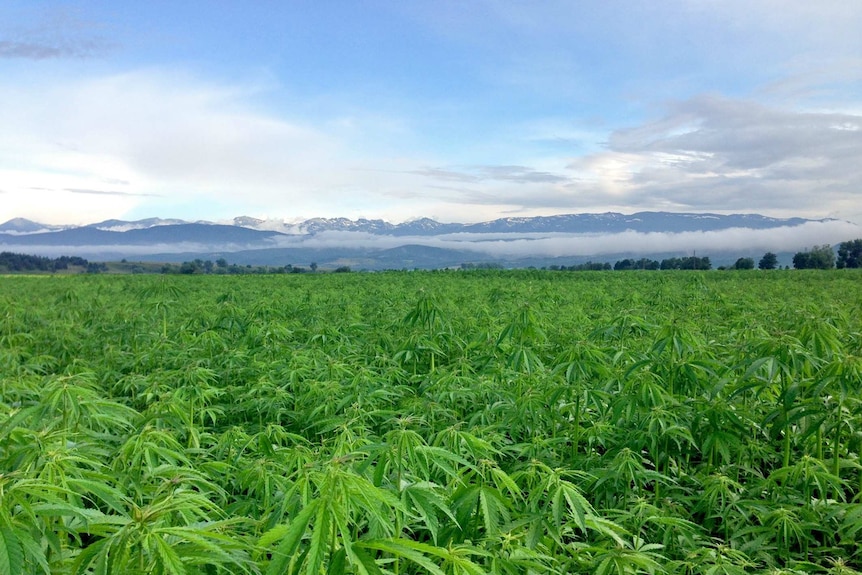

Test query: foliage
[550,261,612,271]
[660,256,711,270]
[837,239,862,269]
[793,245,835,269]
[1,270,862,574]
[758,252,778,270]
[614,258,660,271]
[0,252,88,272]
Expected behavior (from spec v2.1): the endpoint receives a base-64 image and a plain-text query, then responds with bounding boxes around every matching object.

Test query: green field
[2,270,862,574]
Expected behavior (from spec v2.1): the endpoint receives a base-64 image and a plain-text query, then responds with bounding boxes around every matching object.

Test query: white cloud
[560,95,862,223]
[2,74,860,226]
[0,7,113,60]
[0,66,616,225]
[277,220,861,258]
[0,68,423,223]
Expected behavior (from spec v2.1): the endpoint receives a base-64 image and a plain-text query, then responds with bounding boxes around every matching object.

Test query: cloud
[0,8,113,59]
[2,73,860,226]
[264,219,861,259]
[410,168,481,184]
[9,220,858,263]
[0,39,109,59]
[411,165,569,184]
[100,178,131,186]
[2,0,861,230]
[0,69,352,214]
[66,188,160,198]
[563,95,862,221]
[0,242,252,258]
[0,41,66,59]
[0,182,144,226]
[756,58,862,105]
[480,165,569,184]
[0,67,586,225]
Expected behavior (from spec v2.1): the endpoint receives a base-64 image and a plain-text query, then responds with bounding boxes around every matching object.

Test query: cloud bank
[1,76,860,225]
[271,220,861,258]
[561,96,862,218]
[7,220,856,263]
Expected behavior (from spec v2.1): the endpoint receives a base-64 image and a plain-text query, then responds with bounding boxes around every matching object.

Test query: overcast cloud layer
[0,1,860,231]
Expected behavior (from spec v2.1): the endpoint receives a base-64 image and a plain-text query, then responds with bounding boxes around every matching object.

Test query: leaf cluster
[2,270,862,574]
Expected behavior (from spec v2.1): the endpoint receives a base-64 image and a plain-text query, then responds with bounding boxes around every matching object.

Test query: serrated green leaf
[0,527,23,575]
[357,539,446,575]
[264,501,318,575]
[305,500,330,575]
[153,534,187,575]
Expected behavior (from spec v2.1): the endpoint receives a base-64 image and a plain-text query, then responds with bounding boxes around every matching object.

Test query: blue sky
[1,1,861,226]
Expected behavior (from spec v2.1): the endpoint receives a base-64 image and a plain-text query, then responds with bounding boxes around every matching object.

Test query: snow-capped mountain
[0,217,72,235]
[1,212,857,270]
[86,218,191,232]
[226,212,820,236]
[2,212,826,238]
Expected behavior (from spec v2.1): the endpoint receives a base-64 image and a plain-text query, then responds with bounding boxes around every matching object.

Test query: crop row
[1,270,861,574]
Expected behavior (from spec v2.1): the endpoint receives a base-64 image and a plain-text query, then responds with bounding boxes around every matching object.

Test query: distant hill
[1,212,823,237]
[0,223,281,246]
[86,217,190,232]
[232,212,816,236]
[0,217,70,235]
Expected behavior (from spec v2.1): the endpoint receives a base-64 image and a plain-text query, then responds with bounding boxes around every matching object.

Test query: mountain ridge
[0,211,834,237]
[1,212,856,270]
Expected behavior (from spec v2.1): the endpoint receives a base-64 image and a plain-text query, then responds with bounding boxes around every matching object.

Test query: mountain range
[0,212,817,236]
[0,212,857,270]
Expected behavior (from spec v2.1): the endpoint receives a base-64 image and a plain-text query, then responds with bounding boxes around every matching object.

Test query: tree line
[784,240,862,269]
[551,239,862,272]
[1,239,860,274]
[170,241,861,272]
[0,251,90,272]
[165,259,336,275]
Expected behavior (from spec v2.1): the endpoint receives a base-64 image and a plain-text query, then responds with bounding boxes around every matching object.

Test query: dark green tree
[564,261,612,271]
[0,252,90,272]
[758,252,778,270]
[836,239,862,268]
[179,261,200,274]
[661,256,711,270]
[86,262,107,274]
[614,258,659,270]
[792,245,835,269]
[732,257,755,270]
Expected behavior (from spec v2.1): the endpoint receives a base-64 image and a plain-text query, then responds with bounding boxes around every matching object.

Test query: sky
[1,1,861,227]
